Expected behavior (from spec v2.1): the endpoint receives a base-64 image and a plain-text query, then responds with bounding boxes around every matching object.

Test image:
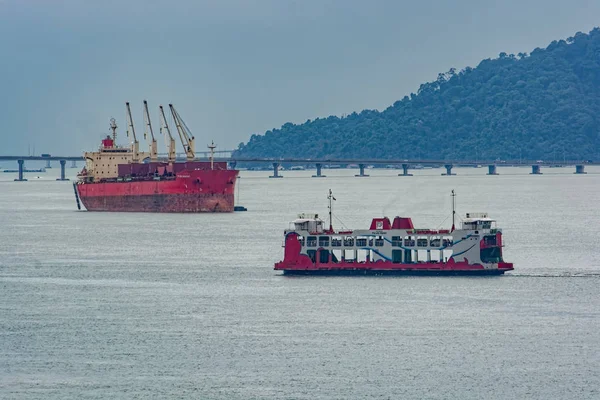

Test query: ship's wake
[508,271,600,278]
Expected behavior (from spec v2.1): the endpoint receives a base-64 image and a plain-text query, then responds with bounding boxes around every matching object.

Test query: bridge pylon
[441,164,456,176]
[269,162,283,178]
[398,163,413,177]
[487,165,499,175]
[14,159,27,181]
[355,164,369,177]
[312,163,326,178]
[56,160,69,181]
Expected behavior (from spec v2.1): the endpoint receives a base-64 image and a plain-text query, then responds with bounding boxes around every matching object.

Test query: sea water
[1,167,599,399]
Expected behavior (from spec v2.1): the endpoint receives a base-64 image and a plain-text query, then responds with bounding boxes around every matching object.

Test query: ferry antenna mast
[451,189,456,232]
[328,189,336,232]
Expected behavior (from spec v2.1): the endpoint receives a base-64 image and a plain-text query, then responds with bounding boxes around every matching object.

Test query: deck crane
[125,102,140,163]
[168,104,195,161]
[158,105,177,162]
[143,100,158,162]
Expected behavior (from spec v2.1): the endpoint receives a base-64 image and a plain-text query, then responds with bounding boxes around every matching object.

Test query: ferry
[274,190,513,275]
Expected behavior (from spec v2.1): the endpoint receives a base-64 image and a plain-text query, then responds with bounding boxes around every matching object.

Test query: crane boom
[125,102,140,162]
[143,100,158,162]
[159,105,176,162]
[168,104,195,160]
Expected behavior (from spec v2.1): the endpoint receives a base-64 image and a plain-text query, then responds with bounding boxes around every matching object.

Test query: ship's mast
[451,189,456,232]
[168,104,195,161]
[327,189,336,232]
[208,141,216,170]
[158,105,177,163]
[110,118,118,142]
[143,100,158,162]
[125,102,140,163]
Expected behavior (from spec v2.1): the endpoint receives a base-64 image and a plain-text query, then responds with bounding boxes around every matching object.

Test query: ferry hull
[275,261,514,275]
[76,169,237,213]
[281,269,509,276]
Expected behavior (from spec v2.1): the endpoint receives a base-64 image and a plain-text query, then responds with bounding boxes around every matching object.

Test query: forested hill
[234,28,600,161]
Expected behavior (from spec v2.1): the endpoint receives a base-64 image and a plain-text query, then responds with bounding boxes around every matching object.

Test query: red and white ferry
[275,191,514,275]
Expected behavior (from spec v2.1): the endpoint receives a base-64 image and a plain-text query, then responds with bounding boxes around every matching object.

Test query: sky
[0,0,599,156]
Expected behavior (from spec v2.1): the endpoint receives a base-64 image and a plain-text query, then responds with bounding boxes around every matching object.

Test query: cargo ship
[74,102,238,212]
[275,190,514,275]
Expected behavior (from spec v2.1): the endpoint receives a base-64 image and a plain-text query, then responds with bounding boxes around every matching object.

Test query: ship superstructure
[75,102,238,213]
[275,191,513,275]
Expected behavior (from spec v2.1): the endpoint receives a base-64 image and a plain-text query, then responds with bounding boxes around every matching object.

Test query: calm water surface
[1,167,599,399]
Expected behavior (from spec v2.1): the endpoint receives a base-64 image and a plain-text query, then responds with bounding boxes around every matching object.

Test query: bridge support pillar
[70,160,77,168]
[487,165,498,175]
[574,165,586,174]
[56,160,69,181]
[398,163,412,176]
[45,160,52,169]
[530,165,542,175]
[355,164,369,177]
[442,164,455,176]
[269,162,283,178]
[312,163,326,178]
[14,159,27,181]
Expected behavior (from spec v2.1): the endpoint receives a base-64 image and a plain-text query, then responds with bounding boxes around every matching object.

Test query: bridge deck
[0,155,597,166]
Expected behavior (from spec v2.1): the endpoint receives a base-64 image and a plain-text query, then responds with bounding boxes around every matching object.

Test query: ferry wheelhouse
[275,191,513,275]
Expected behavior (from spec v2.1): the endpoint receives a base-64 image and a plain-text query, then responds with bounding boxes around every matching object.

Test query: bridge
[0,154,596,181]
[221,158,596,178]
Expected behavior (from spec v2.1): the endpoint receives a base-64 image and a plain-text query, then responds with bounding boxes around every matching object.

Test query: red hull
[77,169,237,212]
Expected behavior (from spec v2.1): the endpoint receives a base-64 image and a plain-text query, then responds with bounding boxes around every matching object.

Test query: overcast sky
[0,0,598,156]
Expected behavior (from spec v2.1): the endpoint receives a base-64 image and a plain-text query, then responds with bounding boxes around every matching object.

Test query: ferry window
[307,250,316,263]
[404,236,415,247]
[331,237,342,247]
[319,250,330,263]
[480,247,502,263]
[332,249,343,263]
[356,238,367,247]
[298,236,305,247]
[318,236,330,247]
[344,237,355,247]
[357,249,368,262]
[375,237,384,247]
[417,238,428,247]
[344,249,355,262]
[392,250,402,263]
[307,236,317,247]
[483,235,497,246]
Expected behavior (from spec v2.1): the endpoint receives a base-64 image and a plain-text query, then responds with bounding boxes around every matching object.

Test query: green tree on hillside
[234,28,600,161]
